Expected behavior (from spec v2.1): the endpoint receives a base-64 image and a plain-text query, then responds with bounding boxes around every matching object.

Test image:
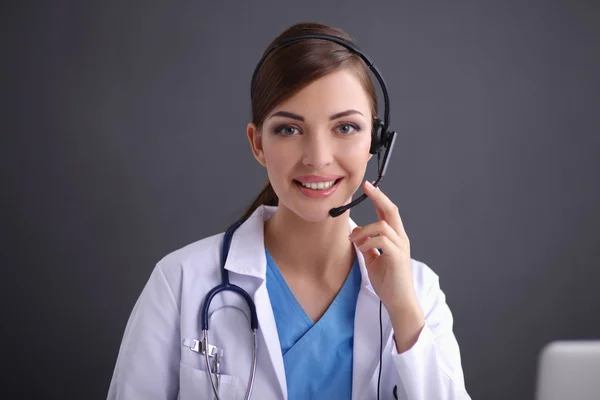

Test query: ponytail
[240,180,278,220]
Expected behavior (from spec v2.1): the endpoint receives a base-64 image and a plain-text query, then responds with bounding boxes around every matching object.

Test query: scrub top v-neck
[265,248,362,400]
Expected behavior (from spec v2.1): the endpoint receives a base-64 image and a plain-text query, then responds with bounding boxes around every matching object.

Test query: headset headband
[250,33,391,134]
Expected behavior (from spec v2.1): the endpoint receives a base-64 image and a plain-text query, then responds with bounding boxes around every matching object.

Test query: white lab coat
[107,205,470,400]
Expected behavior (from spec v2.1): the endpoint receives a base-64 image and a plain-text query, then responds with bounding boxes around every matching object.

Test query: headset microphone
[329,130,397,217]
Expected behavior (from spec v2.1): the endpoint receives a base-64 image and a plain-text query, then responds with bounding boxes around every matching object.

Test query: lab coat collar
[223,204,378,296]
[221,205,272,279]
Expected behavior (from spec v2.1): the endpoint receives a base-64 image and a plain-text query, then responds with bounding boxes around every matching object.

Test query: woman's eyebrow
[269,111,304,121]
[329,109,364,120]
[268,109,364,122]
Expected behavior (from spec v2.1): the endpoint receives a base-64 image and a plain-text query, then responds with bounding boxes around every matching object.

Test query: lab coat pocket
[179,362,241,400]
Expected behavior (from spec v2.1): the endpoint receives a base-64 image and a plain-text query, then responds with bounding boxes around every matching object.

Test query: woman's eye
[335,123,360,135]
[274,126,300,136]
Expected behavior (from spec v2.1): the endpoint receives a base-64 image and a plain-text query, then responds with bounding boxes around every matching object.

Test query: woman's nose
[302,131,334,169]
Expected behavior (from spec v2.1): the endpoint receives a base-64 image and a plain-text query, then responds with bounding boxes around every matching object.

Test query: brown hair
[241,22,378,220]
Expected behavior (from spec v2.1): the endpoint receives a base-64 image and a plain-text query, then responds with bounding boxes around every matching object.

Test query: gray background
[3,0,599,399]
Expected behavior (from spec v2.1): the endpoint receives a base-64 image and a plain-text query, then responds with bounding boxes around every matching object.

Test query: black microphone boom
[329,131,398,217]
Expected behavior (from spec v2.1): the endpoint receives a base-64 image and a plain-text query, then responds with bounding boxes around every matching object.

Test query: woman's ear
[247,123,267,167]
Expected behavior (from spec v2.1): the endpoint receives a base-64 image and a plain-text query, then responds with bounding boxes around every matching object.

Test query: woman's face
[248,69,373,223]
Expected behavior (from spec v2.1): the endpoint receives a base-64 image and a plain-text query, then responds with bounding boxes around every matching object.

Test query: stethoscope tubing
[200,219,258,399]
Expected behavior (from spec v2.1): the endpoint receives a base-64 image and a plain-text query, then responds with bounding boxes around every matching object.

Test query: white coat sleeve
[107,261,181,400]
[391,268,471,400]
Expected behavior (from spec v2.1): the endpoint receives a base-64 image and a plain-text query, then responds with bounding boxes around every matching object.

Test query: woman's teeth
[298,180,337,190]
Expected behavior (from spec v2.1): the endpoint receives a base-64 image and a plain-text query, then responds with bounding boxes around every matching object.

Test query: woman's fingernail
[365,181,374,189]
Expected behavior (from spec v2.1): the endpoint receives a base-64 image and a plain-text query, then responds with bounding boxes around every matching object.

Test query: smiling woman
[107,22,471,400]
[247,68,374,223]
[240,23,378,221]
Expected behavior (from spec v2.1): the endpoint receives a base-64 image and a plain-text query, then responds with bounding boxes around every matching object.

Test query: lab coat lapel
[349,221,395,400]
[224,206,288,399]
[253,281,288,399]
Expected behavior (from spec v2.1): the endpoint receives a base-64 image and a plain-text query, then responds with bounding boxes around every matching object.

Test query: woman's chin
[276,187,356,223]
[289,202,346,223]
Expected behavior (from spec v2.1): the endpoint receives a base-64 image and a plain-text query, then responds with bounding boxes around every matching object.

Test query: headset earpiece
[370,117,386,155]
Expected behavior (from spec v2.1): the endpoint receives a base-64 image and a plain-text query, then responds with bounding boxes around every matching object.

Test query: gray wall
[3,1,599,399]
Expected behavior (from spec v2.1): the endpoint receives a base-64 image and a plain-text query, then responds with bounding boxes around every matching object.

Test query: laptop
[536,340,600,400]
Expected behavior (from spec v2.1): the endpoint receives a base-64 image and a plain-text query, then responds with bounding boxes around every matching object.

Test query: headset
[199,33,399,400]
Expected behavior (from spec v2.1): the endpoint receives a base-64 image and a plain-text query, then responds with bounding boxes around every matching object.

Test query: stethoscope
[198,31,398,400]
[199,218,257,400]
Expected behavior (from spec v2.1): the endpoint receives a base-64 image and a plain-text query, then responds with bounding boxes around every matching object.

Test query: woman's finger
[357,235,400,260]
[350,221,404,250]
[363,181,407,237]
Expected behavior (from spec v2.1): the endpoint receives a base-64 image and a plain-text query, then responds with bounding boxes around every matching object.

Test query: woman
[108,22,470,400]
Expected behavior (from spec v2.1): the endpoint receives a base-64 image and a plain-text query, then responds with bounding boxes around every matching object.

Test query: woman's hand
[349,180,425,352]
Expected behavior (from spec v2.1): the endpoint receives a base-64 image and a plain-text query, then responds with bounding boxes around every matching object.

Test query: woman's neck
[263,205,356,281]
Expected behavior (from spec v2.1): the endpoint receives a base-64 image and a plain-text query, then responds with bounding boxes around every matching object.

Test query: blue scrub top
[265,248,362,399]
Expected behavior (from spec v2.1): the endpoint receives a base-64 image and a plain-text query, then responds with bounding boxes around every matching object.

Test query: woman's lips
[294,178,342,198]
[294,174,344,183]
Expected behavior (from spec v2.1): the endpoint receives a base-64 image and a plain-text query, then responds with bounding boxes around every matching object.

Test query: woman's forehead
[271,70,372,119]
